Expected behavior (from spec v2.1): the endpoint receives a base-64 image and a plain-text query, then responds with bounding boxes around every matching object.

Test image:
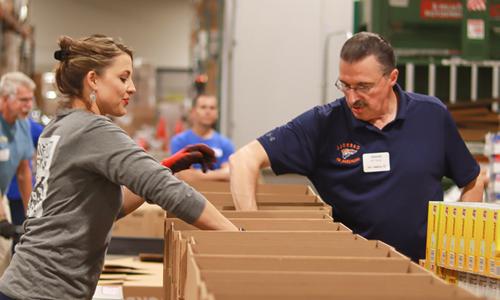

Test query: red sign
[421,0,463,19]
[491,4,500,18]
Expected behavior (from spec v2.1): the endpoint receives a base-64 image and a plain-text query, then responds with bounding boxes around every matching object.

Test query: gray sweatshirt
[0,109,206,300]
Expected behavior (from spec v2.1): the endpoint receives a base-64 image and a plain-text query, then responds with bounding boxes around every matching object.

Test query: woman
[0,34,238,300]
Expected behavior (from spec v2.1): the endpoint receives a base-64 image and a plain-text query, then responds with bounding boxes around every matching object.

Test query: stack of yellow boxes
[425,201,500,297]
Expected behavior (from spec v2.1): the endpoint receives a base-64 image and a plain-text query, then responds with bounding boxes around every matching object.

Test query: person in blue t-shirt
[171,94,235,182]
[7,117,43,229]
[229,32,485,262]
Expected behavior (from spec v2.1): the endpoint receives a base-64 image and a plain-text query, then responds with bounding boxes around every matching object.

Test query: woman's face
[95,53,136,116]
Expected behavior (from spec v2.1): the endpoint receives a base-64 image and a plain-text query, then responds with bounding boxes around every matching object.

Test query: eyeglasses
[335,75,387,94]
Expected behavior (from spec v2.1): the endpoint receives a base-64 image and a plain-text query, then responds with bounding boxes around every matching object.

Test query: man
[0,71,35,274]
[171,94,235,181]
[229,32,484,262]
[7,117,42,242]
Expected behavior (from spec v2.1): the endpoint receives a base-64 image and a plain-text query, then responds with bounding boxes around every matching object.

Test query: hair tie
[54,49,70,61]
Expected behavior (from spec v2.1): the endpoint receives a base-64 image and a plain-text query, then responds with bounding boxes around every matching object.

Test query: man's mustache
[352,100,366,109]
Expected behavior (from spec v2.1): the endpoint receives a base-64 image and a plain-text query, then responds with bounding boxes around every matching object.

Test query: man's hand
[161,144,216,173]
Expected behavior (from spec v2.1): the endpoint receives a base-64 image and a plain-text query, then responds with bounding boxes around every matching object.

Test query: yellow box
[447,204,459,269]
[438,204,450,267]
[464,206,478,272]
[475,206,488,274]
[425,201,441,271]
[485,205,500,277]
[454,205,466,271]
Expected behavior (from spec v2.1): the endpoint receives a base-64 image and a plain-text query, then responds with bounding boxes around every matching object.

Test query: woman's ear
[85,70,98,91]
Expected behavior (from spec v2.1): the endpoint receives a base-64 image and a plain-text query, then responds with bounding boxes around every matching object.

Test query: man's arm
[16,159,32,211]
[460,171,486,202]
[229,140,270,211]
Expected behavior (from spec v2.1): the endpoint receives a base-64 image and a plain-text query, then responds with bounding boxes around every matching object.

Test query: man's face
[338,55,397,122]
[5,85,34,120]
[192,95,218,128]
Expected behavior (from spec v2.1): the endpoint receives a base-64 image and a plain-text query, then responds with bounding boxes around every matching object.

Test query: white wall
[221,0,353,148]
[30,0,192,72]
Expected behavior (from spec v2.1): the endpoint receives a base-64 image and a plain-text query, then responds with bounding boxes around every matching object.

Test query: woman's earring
[89,90,97,103]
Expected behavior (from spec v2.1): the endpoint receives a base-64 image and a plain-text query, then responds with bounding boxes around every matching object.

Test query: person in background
[6,116,42,251]
[171,94,235,182]
[0,71,34,276]
[0,0,32,75]
[0,34,238,300]
[229,32,485,262]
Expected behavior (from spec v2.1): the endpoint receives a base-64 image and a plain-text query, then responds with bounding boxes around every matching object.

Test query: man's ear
[389,68,399,87]
[85,70,98,91]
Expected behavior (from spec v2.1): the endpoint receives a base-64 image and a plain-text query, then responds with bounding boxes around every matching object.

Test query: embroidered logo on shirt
[336,142,361,164]
[265,132,276,142]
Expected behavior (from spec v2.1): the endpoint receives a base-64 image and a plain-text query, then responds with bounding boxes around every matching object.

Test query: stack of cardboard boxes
[425,201,500,298]
[163,182,481,300]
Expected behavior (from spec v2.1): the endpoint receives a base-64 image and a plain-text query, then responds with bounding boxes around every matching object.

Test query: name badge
[0,148,10,161]
[362,152,390,173]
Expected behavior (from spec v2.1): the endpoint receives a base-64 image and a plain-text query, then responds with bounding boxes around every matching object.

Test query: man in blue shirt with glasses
[229,32,484,262]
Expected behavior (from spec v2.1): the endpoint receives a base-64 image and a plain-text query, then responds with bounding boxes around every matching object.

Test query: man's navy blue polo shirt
[258,84,479,261]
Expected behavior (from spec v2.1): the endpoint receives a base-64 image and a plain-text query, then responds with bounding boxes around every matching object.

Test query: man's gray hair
[0,72,36,99]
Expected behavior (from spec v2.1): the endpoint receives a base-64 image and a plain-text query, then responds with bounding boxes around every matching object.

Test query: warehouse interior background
[2,0,500,299]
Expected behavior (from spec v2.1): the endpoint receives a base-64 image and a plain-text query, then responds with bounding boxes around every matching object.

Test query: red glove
[161,144,216,173]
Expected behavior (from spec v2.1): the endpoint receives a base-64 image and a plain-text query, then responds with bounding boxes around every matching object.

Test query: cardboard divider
[199,271,477,300]
[190,254,417,273]
[166,218,349,232]
[188,181,313,195]
[218,204,331,211]
[201,192,319,204]
[185,232,399,257]
[218,210,332,219]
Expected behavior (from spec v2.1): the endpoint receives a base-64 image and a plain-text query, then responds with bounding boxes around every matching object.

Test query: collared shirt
[0,115,34,196]
[258,84,479,261]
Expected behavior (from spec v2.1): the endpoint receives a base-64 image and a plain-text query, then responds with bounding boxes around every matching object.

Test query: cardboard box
[165,230,404,300]
[183,246,445,300]
[99,257,163,300]
[113,203,165,238]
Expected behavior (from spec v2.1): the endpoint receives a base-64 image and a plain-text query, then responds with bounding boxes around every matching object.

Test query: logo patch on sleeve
[336,142,361,164]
